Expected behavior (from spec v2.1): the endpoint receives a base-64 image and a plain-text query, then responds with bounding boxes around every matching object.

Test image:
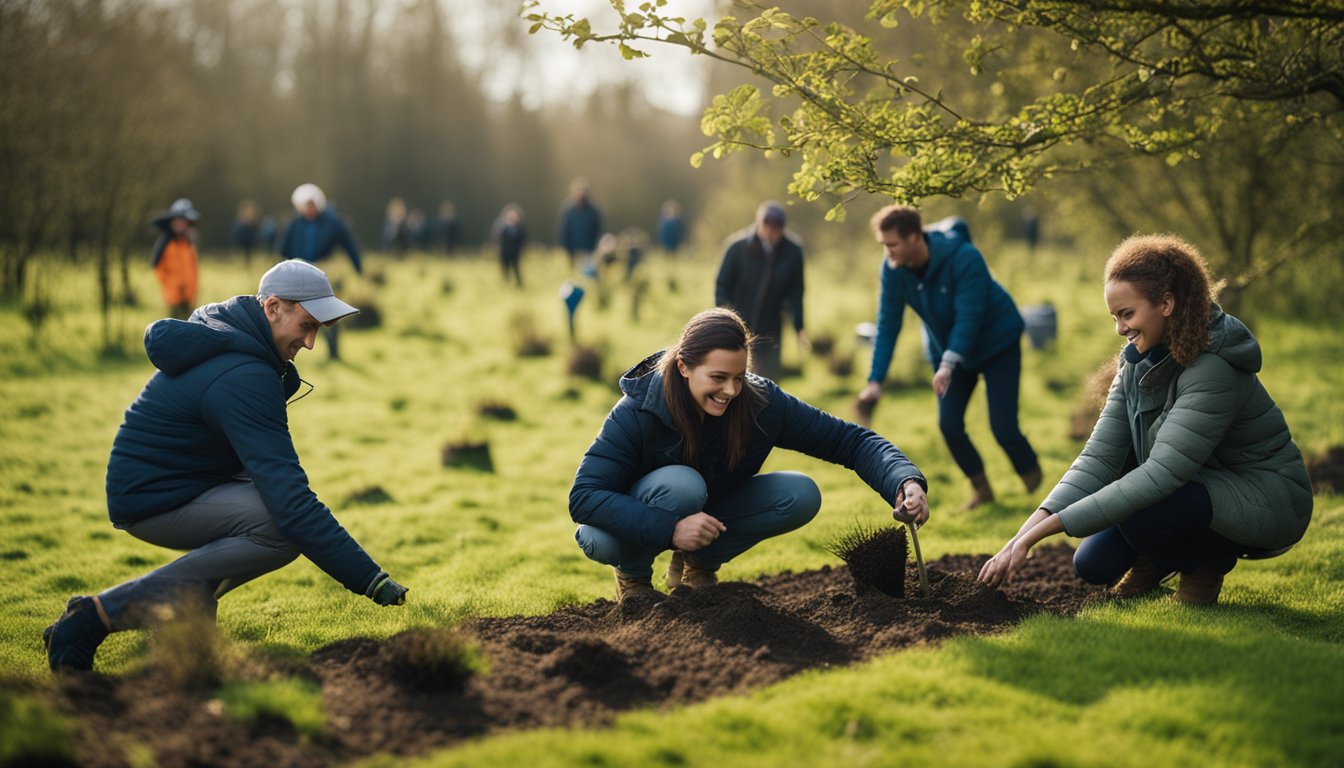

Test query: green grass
[220,678,326,738]
[2,244,1341,766]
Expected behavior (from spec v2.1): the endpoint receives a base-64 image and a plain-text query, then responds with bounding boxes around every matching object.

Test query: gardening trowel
[892,509,930,598]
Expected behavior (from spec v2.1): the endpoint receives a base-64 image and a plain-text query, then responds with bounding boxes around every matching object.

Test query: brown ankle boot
[1020,464,1043,494]
[613,568,657,602]
[1174,564,1224,605]
[681,556,719,588]
[665,551,686,589]
[961,473,995,511]
[1112,557,1177,598]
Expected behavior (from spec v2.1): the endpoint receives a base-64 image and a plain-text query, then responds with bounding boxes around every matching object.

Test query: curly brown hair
[1104,234,1221,366]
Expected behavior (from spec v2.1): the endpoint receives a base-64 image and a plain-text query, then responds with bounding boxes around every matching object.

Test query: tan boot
[1112,557,1177,598]
[961,473,995,511]
[613,568,657,602]
[1020,464,1043,494]
[1173,564,1224,606]
[665,551,686,589]
[681,556,719,588]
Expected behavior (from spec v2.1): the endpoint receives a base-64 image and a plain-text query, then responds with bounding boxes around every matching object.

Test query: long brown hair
[659,308,764,470]
[1104,234,1221,366]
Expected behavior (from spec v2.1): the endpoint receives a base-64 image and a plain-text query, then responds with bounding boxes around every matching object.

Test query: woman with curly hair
[978,234,1312,604]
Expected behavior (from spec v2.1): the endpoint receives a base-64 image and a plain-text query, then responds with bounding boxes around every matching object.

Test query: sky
[452,0,717,116]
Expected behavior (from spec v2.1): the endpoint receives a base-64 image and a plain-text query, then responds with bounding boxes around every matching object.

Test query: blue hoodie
[569,351,926,549]
[868,226,1024,382]
[279,209,363,273]
[105,296,382,595]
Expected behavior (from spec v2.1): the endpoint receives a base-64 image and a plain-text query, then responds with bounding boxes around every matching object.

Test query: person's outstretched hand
[932,364,953,398]
[369,573,408,606]
[977,538,1030,588]
[858,380,883,405]
[672,512,726,551]
[893,479,929,527]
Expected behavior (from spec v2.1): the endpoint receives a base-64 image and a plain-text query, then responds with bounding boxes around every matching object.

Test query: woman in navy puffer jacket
[570,308,930,601]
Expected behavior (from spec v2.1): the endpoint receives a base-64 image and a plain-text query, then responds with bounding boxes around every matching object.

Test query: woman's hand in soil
[672,512,727,551]
[893,480,929,527]
[978,539,1030,587]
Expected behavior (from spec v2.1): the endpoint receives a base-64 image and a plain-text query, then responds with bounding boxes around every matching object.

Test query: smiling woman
[568,307,931,602]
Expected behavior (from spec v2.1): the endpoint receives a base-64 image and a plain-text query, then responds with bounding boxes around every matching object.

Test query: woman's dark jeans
[1072,481,1265,584]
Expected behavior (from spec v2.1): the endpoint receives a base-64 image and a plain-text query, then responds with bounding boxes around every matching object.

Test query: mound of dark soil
[50,546,1104,768]
[1307,445,1344,494]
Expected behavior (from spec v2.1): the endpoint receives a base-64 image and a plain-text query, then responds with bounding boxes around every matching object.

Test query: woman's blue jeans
[575,465,822,581]
[939,341,1038,478]
[1072,481,1261,583]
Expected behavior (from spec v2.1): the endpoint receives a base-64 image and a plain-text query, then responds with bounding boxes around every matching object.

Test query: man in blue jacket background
[858,205,1042,510]
[43,260,407,673]
[280,182,363,360]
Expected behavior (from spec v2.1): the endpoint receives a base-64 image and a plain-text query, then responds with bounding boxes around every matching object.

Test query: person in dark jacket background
[858,205,1041,510]
[714,200,809,380]
[493,203,526,288]
[558,177,602,269]
[280,183,363,360]
[42,259,407,673]
[570,307,929,602]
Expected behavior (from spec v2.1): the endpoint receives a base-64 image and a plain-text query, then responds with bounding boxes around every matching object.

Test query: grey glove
[367,572,408,606]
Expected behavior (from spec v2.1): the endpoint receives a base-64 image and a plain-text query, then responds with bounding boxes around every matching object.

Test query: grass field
[2,242,1341,766]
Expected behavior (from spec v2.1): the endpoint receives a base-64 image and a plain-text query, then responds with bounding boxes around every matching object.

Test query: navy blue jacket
[559,201,602,255]
[570,352,926,549]
[868,225,1024,381]
[279,209,363,273]
[105,296,382,595]
[715,229,806,339]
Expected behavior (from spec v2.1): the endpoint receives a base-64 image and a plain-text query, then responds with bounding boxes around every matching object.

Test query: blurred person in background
[714,200,808,380]
[656,199,685,255]
[559,177,603,270]
[381,196,409,256]
[570,307,928,602]
[149,198,201,320]
[280,183,363,361]
[979,234,1312,606]
[437,200,463,255]
[231,199,262,266]
[859,205,1041,510]
[493,203,527,288]
[43,259,407,673]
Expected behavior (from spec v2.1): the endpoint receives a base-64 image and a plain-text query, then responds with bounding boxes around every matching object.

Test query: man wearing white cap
[280,183,364,360]
[43,260,407,673]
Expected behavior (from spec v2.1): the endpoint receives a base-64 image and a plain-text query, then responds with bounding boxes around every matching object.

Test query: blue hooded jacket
[105,296,382,595]
[868,223,1024,381]
[570,352,926,549]
[279,209,363,273]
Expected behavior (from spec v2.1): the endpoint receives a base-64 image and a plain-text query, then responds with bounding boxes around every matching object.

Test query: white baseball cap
[258,260,358,323]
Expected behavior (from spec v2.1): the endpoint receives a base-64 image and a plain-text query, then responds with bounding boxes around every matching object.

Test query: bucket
[1021,304,1057,350]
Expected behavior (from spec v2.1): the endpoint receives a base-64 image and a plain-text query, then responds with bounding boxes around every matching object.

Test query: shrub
[826,522,908,598]
[1069,356,1118,440]
[475,399,518,421]
[808,332,835,358]
[344,485,395,506]
[510,311,552,358]
[219,678,325,739]
[0,692,75,767]
[442,438,493,472]
[567,345,605,381]
[383,626,489,692]
[342,296,383,329]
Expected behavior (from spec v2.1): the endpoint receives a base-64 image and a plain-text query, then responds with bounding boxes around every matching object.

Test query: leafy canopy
[525,1,1344,216]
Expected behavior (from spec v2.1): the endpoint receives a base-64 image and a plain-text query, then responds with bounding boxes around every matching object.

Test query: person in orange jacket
[150,198,201,319]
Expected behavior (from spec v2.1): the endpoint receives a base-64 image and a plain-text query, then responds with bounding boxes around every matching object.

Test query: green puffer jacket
[1044,305,1312,549]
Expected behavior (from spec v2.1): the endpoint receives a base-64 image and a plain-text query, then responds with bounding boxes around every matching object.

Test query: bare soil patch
[47,546,1103,767]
